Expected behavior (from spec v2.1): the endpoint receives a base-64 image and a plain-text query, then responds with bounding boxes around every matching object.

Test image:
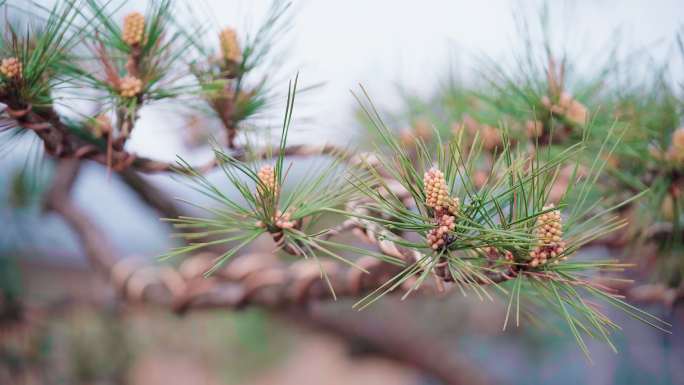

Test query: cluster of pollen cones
[257,165,278,197]
[256,165,296,230]
[424,167,460,250]
[118,12,145,98]
[219,27,241,63]
[529,204,566,267]
[122,12,145,46]
[0,57,22,79]
[483,246,513,262]
[119,75,143,98]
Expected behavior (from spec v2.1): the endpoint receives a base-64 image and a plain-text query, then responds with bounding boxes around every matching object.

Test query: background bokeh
[1,1,683,384]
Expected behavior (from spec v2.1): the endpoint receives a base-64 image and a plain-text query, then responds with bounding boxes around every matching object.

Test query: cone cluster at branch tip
[541,92,588,126]
[529,204,566,267]
[122,12,145,46]
[257,165,278,196]
[424,167,460,250]
[119,75,143,98]
[424,167,459,215]
[0,57,22,79]
[219,27,241,63]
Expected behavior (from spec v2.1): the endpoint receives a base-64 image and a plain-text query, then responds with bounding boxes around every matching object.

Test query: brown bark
[41,157,492,385]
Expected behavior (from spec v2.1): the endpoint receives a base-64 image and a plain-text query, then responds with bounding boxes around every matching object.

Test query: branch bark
[41,157,491,385]
[299,302,493,385]
[4,105,357,175]
[119,169,184,219]
[44,158,118,272]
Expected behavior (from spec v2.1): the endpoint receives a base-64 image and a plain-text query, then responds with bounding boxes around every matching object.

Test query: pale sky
[121,0,684,161]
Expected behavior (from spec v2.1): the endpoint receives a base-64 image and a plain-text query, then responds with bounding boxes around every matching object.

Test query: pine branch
[3,0,677,365]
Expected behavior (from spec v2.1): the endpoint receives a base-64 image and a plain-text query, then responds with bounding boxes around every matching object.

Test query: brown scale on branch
[208,87,243,148]
[483,246,513,262]
[90,114,112,138]
[89,114,117,172]
[474,246,517,282]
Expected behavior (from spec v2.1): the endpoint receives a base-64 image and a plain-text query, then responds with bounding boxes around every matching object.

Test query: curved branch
[44,158,119,273]
[43,162,469,385]
[131,143,358,174]
[42,159,426,311]
[119,168,184,218]
[6,105,359,175]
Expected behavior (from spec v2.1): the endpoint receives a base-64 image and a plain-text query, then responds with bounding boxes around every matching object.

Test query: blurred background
[2,1,684,384]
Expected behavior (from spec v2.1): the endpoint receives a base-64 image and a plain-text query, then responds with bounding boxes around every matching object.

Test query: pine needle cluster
[162,79,400,292]
[186,1,293,147]
[347,87,668,357]
[0,0,674,361]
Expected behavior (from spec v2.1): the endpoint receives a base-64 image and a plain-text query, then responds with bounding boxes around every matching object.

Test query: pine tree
[0,1,680,383]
